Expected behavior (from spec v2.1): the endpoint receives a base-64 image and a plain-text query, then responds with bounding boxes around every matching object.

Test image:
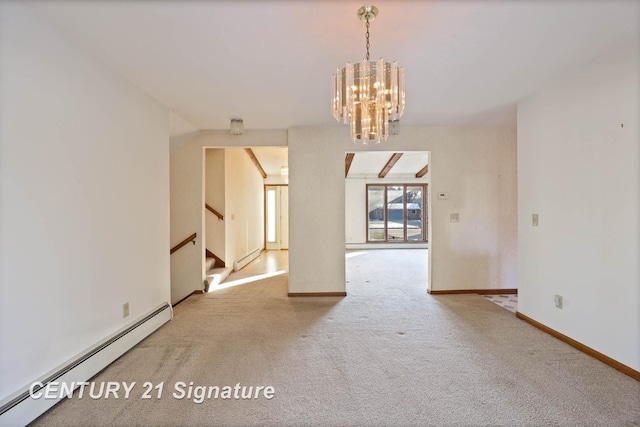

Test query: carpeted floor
[31,250,639,426]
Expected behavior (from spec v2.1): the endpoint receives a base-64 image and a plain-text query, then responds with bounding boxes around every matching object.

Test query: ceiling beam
[415,164,429,178]
[244,148,267,179]
[345,153,355,178]
[378,153,403,178]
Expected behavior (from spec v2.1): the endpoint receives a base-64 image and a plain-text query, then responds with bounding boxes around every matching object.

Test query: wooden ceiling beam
[415,164,429,178]
[345,153,355,177]
[244,148,267,178]
[378,153,403,178]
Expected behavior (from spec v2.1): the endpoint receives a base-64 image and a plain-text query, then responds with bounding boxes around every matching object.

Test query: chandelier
[332,5,405,144]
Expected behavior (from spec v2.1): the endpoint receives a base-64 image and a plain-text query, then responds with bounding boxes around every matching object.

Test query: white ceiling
[32,0,639,135]
[250,146,288,177]
[29,1,638,177]
[348,151,429,179]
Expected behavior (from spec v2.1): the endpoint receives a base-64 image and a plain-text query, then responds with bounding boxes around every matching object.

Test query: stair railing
[205,204,224,221]
[170,233,197,255]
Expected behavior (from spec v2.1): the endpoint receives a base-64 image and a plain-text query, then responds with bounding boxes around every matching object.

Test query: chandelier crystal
[332,5,405,144]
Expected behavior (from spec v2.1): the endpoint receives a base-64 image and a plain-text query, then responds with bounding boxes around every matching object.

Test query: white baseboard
[233,248,261,271]
[0,303,172,426]
[346,243,429,250]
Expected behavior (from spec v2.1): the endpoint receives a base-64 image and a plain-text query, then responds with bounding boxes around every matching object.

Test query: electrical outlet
[123,302,130,318]
[532,214,539,226]
[450,213,460,223]
[554,294,563,309]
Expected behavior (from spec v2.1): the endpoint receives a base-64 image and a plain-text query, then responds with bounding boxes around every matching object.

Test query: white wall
[345,176,430,247]
[170,128,515,295]
[288,127,517,294]
[288,129,347,293]
[224,149,264,264]
[205,149,225,262]
[170,139,205,303]
[517,38,639,371]
[0,2,170,401]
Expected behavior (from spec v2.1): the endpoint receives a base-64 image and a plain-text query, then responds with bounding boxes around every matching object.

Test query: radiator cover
[0,302,172,426]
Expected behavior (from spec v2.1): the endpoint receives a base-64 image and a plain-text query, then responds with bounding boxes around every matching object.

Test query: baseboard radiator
[233,248,261,272]
[0,303,172,427]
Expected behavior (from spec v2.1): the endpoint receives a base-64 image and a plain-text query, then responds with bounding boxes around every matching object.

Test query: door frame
[264,184,289,250]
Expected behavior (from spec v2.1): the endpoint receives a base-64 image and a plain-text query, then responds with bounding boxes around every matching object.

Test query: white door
[265,186,289,250]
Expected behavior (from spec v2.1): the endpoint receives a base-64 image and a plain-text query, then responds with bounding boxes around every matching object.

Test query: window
[266,188,277,243]
[367,186,385,241]
[367,184,428,243]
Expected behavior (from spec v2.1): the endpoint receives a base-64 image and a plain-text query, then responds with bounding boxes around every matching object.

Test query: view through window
[367,184,428,242]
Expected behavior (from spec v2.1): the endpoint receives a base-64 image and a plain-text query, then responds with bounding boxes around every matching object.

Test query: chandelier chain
[365,19,370,60]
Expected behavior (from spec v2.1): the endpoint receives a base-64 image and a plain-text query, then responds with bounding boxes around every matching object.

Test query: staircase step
[205,257,216,271]
[204,267,232,291]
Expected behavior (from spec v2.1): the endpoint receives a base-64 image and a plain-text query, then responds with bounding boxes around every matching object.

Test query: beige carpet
[32,250,639,426]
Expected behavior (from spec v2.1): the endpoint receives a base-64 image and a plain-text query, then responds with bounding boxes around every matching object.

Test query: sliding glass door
[406,186,424,241]
[367,186,386,241]
[367,184,427,243]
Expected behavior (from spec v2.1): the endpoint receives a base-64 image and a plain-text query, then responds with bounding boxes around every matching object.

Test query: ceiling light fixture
[230,118,243,135]
[332,5,405,144]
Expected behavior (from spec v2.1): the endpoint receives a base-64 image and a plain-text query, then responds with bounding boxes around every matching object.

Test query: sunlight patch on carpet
[345,251,368,259]
[207,270,287,292]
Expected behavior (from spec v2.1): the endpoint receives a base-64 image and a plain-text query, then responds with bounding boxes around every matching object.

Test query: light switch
[532,214,539,226]
[554,294,563,309]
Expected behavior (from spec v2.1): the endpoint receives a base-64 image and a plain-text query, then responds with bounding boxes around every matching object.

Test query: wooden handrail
[170,233,197,255]
[205,204,224,221]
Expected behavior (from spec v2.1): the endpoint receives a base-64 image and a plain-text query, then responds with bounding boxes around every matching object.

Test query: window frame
[366,183,428,243]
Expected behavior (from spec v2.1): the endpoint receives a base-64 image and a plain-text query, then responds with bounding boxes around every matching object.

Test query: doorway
[265,185,289,250]
[344,150,431,293]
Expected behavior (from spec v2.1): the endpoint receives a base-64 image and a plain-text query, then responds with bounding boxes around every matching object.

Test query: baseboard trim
[428,288,518,295]
[0,303,172,426]
[172,290,205,307]
[345,243,428,250]
[516,311,640,381]
[288,292,347,297]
